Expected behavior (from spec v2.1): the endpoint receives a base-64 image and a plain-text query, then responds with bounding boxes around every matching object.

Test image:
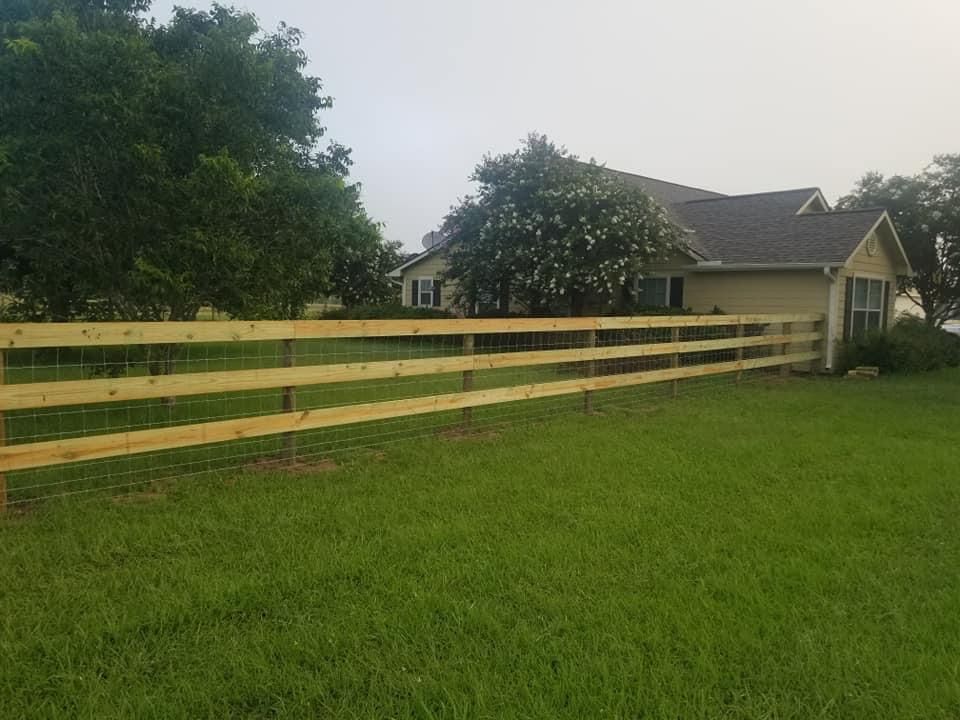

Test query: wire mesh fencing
[0,314,824,508]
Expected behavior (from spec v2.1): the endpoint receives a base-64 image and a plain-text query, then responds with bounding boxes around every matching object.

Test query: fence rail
[0,313,824,348]
[0,313,824,509]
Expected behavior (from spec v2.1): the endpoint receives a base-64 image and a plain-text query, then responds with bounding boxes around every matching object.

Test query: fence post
[813,318,826,373]
[584,328,597,414]
[0,350,5,513]
[735,322,745,384]
[670,326,680,397]
[462,333,475,428]
[780,322,792,377]
[281,338,296,462]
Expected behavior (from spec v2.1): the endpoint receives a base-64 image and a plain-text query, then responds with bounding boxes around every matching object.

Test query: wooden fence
[0,313,824,509]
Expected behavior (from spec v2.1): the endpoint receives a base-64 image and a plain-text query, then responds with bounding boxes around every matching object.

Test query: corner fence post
[281,338,296,462]
[584,328,597,413]
[670,326,680,397]
[780,322,793,377]
[0,349,5,513]
[813,318,826,373]
[462,333,475,428]
[735,322,745,384]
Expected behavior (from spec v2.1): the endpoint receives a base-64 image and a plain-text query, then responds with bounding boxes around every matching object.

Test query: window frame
[416,277,434,307]
[473,294,501,315]
[633,273,684,308]
[847,274,887,338]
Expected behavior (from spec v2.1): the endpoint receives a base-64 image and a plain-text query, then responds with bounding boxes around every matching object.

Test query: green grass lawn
[2,370,958,718]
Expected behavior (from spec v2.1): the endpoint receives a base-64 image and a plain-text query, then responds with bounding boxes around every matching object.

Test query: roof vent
[866,233,879,256]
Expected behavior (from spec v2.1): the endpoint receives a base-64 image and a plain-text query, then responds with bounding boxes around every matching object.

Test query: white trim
[690,262,842,272]
[388,241,447,277]
[847,273,888,337]
[634,272,685,307]
[795,190,831,214]
[416,276,436,307]
[473,296,502,314]
[843,212,913,276]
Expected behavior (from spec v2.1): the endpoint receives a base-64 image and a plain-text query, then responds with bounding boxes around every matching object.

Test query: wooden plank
[812,319,826,373]
[281,338,296,461]
[670,326,680,398]
[0,332,823,411]
[0,350,5,512]
[0,321,297,350]
[462,334,474,427]
[0,314,826,349]
[735,323,745,384]
[0,351,821,473]
[780,322,793,378]
[584,329,597,413]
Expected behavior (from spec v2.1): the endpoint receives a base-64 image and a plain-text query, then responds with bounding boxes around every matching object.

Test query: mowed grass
[2,371,959,718]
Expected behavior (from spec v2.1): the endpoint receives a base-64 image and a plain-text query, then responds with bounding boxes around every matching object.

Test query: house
[388,169,912,370]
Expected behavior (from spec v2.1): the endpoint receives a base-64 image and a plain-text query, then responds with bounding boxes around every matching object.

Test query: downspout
[823,266,838,370]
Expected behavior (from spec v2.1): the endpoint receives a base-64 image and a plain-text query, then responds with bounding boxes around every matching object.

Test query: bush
[839,316,960,373]
[321,303,454,320]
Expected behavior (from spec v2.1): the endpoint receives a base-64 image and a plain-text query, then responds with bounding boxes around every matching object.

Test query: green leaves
[0,0,391,322]
[444,134,681,315]
[3,37,40,54]
[838,154,960,326]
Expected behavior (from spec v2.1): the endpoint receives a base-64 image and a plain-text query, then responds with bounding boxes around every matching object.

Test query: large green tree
[443,135,681,316]
[0,0,386,322]
[838,154,960,326]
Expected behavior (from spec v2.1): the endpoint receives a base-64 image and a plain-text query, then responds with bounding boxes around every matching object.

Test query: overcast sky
[153,0,960,252]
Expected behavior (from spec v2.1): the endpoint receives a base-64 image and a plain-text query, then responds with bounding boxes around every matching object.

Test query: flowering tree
[442,135,681,316]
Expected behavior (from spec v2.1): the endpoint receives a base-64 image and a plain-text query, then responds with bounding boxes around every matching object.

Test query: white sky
[152,0,960,252]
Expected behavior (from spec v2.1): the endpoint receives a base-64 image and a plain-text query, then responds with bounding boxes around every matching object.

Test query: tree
[0,0,390,323]
[442,135,681,316]
[837,155,960,326]
[331,233,404,308]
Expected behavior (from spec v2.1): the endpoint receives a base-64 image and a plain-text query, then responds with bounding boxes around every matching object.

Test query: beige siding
[682,270,829,370]
[641,249,698,272]
[400,251,453,309]
[683,270,830,315]
[836,229,900,340]
[848,229,899,276]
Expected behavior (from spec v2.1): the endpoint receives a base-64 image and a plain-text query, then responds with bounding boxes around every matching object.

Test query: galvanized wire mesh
[0,317,821,507]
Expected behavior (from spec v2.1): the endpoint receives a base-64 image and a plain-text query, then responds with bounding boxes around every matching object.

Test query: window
[633,275,684,308]
[474,290,501,316]
[636,277,668,306]
[418,278,435,306]
[411,277,440,307]
[848,277,886,338]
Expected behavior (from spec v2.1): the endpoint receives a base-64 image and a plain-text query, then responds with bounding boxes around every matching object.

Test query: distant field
[193,302,343,321]
[1,370,958,718]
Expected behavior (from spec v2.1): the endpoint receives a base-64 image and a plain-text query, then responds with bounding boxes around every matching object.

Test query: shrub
[321,303,454,320]
[839,316,960,373]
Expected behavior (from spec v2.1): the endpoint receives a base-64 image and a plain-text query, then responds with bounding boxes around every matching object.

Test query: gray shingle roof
[671,189,884,265]
[603,168,727,205]
[390,169,891,276]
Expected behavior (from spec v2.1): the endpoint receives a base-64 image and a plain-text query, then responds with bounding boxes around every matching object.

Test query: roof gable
[389,168,910,275]
[671,189,901,267]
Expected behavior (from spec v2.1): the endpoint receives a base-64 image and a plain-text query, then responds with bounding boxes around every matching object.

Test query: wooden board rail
[0,313,824,349]
[0,332,822,411]
[0,350,820,473]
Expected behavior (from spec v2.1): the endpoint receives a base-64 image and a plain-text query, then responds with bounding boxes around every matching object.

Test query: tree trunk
[498,280,510,316]
[148,343,179,407]
[569,290,586,317]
